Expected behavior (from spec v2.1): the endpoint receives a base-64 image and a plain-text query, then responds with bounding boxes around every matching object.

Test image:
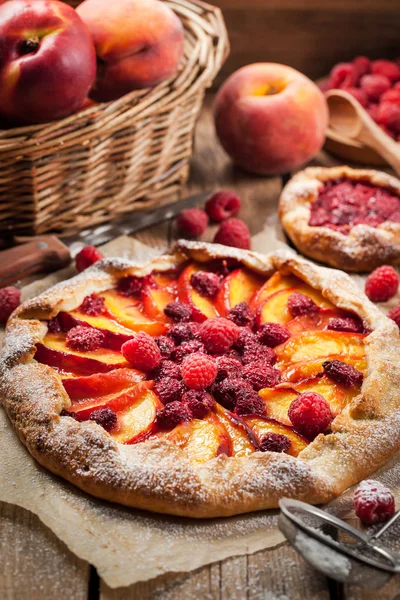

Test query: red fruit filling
[190,271,221,298]
[309,179,400,234]
[153,377,185,404]
[242,342,277,366]
[66,326,105,352]
[327,316,364,333]
[287,293,318,317]
[168,323,194,344]
[156,401,192,430]
[88,407,118,432]
[152,359,181,381]
[80,294,105,316]
[117,275,144,298]
[257,322,291,347]
[183,390,215,419]
[259,432,291,453]
[164,301,192,322]
[322,359,364,387]
[172,340,205,363]
[155,335,176,359]
[215,355,243,382]
[242,362,281,391]
[227,301,255,328]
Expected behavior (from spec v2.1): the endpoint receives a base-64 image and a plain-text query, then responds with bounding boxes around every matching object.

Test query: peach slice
[257,289,297,325]
[59,311,134,350]
[110,390,162,444]
[141,280,176,322]
[276,331,366,365]
[36,333,128,375]
[286,310,341,335]
[102,290,168,335]
[291,375,361,416]
[215,268,263,316]
[70,380,154,420]
[63,367,144,400]
[250,272,303,310]
[258,388,298,426]
[252,272,335,312]
[244,417,308,457]
[178,264,219,322]
[215,404,257,457]
[281,356,368,383]
[166,413,230,462]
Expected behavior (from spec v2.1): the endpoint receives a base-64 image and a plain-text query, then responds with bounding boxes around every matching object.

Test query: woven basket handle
[0,236,71,287]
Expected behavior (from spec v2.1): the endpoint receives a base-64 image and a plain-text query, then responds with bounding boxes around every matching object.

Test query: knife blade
[62,191,213,253]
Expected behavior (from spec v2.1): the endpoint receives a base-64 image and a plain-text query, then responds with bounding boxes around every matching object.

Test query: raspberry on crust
[2,239,400,519]
[279,166,400,272]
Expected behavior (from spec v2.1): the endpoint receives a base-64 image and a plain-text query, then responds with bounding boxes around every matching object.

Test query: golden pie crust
[279,166,400,272]
[1,240,400,518]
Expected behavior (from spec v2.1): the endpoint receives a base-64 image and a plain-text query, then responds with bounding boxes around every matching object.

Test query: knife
[61,190,212,253]
[0,191,212,285]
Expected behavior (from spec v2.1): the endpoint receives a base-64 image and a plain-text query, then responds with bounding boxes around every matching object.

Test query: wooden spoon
[325,89,400,175]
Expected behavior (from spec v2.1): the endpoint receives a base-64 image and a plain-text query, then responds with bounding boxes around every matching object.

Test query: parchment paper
[1,234,400,588]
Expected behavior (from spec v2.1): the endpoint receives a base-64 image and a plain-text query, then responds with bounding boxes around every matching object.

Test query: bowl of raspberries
[322,56,400,165]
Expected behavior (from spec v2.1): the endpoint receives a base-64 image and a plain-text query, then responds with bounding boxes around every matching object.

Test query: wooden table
[1,96,399,600]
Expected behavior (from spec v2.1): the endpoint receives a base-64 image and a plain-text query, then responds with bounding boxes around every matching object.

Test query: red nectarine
[214,63,328,175]
[0,0,96,125]
[77,0,184,102]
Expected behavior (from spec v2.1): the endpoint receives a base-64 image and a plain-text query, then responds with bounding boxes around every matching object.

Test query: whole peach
[0,0,96,125]
[77,0,184,102]
[214,63,328,175]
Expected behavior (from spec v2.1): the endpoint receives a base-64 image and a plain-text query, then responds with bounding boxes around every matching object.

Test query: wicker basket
[0,0,228,236]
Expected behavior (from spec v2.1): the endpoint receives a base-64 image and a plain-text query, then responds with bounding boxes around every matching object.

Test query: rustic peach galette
[279,166,400,272]
[2,241,400,517]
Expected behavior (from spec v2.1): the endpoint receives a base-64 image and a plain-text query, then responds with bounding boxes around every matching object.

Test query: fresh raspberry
[199,317,240,353]
[360,74,391,102]
[156,401,192,430]
[0,286,21,323]
[377,102,400,133]
[75,246,104,273]
[367,103,379,122]
[215,355,243,382]
[234,327,257,351]
[117,275,143,297]
[152,359,181,381]
[345,87,368,108]
[365,266,399,302]
[183,390,215,418]
[372,60,400,83]
[352,56,371,78]
[388,303,400,328]
[288,292,319,317]
[181,353,217,390]
[80,294,105,316]
[190,271,221,298]
[172,339,205,363]
[259,432,291,453]
[154,377,185,404]
[66,326,105,352]
[322,359,364,387]
[288,392,333,440]
[242,362,281,391]
[242,342,276,366]
[164,301,192,322]
[327,316,363,333]
[328,62,353,89]
[155,335,176,359]
[235,388,266,417]
[168,323,194,344]
[205,190,241,222]
[212,377,253,411]
[121,332,161,371]
[177,208,208,238]
[214,218,251,250]
[257,322,291,347]
[88,407,118,432]
[47,316,62,333]
[354,480,395,525]
[227,301,255,328]
[381,88,400,104]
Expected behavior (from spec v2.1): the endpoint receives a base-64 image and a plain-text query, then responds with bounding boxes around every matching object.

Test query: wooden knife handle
[0,236,71,287]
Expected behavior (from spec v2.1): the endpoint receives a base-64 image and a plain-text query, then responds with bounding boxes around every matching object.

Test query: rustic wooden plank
[213,4,400,85]
[0,502,89,600]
